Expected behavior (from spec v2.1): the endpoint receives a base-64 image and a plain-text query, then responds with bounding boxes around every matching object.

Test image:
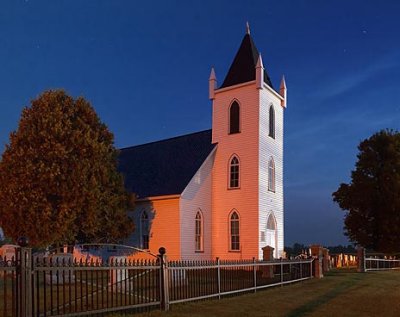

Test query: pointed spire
[280,75,287,108]
[246,22,251,35]
[209,67,216,80]
[280,75,286,89]
[209,67,217,100]
[256,54,264,89]
[256,54,264,69]
[221,30,274,89]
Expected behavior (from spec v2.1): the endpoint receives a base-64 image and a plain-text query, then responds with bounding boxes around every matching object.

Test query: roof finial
[209,67,217,100]
[280,75,287,108]
[256,54,264,89]
[246,21,250,35]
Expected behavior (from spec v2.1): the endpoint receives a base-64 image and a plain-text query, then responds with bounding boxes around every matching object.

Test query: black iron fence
[1,246,315,317]
[0,256,16,317]
[32,257,161,316]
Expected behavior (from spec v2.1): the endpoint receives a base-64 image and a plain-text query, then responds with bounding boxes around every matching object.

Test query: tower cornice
[213,80,284,103]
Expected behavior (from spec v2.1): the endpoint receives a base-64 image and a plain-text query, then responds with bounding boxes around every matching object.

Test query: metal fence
[1,249,161,317]
[1,247,315,317]
[0,256,16,317]
[365,257,400,271]
[32,257,161,316]
[167,258,314,306]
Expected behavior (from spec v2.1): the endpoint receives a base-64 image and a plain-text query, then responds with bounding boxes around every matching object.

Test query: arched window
[266,213,277,255]
[195,211,203,251]
[268,157,275,192]
[230,211,240,251]
[141,211,149,249]
[229,101,240,134]
[267,213,276,230]
[229,155,240,188]
[269,105,275,138]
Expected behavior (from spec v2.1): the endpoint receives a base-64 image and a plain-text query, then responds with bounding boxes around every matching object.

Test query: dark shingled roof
[220,33,273,89]
[118,130,216,198]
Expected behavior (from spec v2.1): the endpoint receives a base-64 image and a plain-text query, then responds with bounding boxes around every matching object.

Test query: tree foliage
[0,90,134,247]
[284,243,308,257]
[333,130,400,253]
[327,245,356,254]
[284,243,357,257]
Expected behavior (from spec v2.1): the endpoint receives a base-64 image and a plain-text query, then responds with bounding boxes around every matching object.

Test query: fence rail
[365,258,400,271]
[6,245,400,316]
[167,258,313,305]
[1,247,316,317]
[32,257,161,317]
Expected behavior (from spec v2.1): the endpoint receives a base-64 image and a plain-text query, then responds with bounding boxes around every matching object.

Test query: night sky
[1,1,400,246]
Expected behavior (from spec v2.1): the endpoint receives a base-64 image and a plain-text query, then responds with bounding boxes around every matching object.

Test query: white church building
[119,26,287,260]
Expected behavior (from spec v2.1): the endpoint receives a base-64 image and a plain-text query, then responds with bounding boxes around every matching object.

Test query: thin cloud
[287,107,400,145]
[310,53,400,100]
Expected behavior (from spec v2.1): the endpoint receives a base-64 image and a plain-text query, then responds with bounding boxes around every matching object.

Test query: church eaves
[220,33,274,89]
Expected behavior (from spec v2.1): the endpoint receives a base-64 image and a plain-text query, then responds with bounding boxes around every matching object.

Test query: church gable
[180,147,216,260]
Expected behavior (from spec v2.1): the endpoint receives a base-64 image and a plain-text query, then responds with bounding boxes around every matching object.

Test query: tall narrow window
[267,213,276,230]
[269,105,275,138]
[229,156,240,188]
[195,211,203,251]
[229,101,240,134]
[230,211,240,251]
[268,157,275,192]
[266,213,277,256]
[141,211,149,249]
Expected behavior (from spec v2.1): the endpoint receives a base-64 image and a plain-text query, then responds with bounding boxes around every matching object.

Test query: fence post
[357,246,366,272]
[217,257,221,299]
[322,248,330,273]
[253,257,257,293]
[310,245,323,278]
[261,246,274,278]
[16,237,32,317]
[158,247,169,311]
[300,259,302,279]
[280,258,283,286]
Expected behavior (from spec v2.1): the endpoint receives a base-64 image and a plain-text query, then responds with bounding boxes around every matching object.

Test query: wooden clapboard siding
[126,196,181,260]
[211,81,260,260]
[180,149,216,260]
[259,85,285,258]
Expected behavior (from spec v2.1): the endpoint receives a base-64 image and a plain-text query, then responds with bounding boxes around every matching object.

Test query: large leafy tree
[0,90,134,247]
[333,130,400,253]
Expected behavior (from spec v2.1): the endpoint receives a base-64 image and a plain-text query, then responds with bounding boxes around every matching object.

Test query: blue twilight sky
[1,0,400,246]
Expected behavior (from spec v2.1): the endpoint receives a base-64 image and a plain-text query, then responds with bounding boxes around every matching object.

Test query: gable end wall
[180,149,216,260]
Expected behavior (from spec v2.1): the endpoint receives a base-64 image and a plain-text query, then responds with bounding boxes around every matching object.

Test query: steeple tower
[210,26,286,260]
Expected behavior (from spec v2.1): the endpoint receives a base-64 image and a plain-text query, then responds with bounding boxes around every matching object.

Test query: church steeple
[220,28,273,89]
[211,26,285,260]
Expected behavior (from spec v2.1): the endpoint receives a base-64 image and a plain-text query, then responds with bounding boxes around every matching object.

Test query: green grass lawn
[109,268,400,317]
